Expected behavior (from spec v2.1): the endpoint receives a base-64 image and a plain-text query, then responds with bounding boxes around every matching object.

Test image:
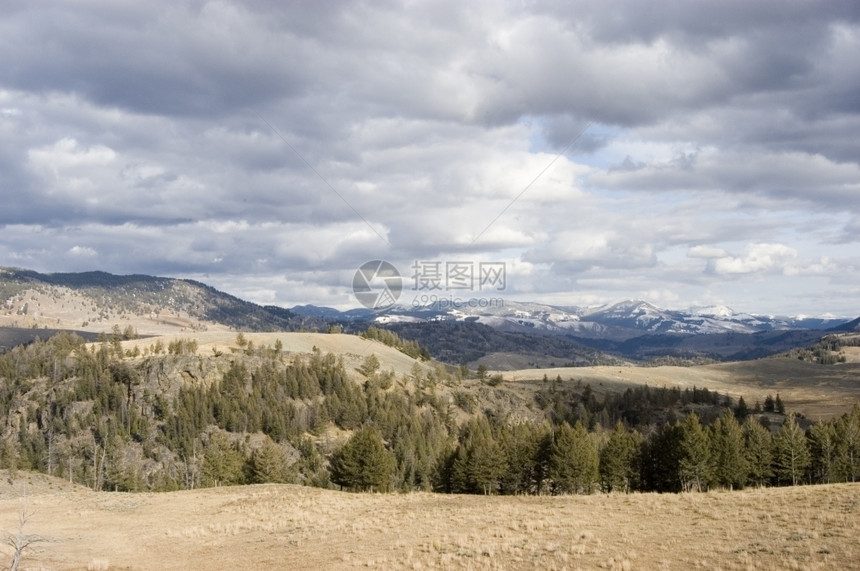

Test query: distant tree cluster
[0,332,857,496]
[784,335,859,365]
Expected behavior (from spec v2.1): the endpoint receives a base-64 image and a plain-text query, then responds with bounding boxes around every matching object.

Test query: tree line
[0,331,858,495]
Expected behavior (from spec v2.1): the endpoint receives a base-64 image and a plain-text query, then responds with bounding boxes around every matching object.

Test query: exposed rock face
[137,354,233,398]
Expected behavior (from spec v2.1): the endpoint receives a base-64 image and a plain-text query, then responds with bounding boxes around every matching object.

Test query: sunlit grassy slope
[1,473,857,570]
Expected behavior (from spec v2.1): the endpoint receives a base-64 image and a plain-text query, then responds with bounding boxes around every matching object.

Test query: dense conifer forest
[0,331,858,494]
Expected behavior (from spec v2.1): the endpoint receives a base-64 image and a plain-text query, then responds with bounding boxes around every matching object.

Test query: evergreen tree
[599,422,640,493]
[390,412,450,492]
[103,435,144,492]
[449,417,507,495]
[329,426,394,492]
[710,410,748,490]
[359,354,380,377]
[476,364,488,381]
[248,438,293,484]
[834,406,860,482]
[775,393,785,415]
[469,436,508,494]
[808,421,838,484]
[202,431,245,486]
[291,436,328,488]
[498,422,551,495]
[735,396,749,421]
[774,415,811,486]
[549,421,599,494]
[639,422,684,493]
[743,417,773,487]
[679,413,712,492]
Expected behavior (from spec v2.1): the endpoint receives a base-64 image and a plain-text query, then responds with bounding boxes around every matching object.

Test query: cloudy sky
[2,1,859,316]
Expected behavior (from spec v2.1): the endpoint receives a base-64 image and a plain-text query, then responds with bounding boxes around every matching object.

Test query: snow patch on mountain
[292,299,852,338]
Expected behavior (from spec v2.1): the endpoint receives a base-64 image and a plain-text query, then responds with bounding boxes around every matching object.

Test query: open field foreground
[1,474,858,570]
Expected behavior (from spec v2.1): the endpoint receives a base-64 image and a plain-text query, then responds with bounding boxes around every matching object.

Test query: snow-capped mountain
[290,299,852,339]
[576,300,778,335]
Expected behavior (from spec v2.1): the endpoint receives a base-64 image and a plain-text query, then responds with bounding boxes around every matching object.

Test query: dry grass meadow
[1,472,858,570]
[501,357,860,421]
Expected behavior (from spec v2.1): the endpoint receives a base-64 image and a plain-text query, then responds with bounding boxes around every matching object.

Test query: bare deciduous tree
[3,500,49,571]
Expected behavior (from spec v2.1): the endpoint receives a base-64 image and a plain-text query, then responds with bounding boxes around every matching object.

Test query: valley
[1,268,860,569]
[500,351,860,420]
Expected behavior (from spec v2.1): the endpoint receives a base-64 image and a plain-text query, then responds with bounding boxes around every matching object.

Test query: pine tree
[735,397,749,421]
[202,431,244,486]
[249,438,292,484]
[743,417,773,487]
[103,435,143,492]
[599,422,640,493]
[449,417,507,495]
[470,437,508,494]
[639,423,683,493]
[774,415,811,486]
[498,422,546,495]
[359,354,380,377]
[775,393,785,415]
[835,406,860,482]
[679,413,712,492]
[710,410,748,490]
[329,426,394,492]
[808,421,838,484]
[550,421,599,494]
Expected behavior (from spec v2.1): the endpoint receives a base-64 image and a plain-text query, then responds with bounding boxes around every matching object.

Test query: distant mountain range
[291,299,853,339]
[2,267,857,363]
[294,298,858,363]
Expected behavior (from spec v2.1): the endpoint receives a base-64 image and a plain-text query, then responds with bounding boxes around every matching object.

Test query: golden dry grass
[501,358,860,421]
[0,285,224,336]
[1,473,858,570]
[109,331,434,380]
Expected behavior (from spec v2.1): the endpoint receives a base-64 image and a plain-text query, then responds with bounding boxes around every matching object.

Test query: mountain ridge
[2,267,856,364]
[0,266,326,336]
[291,298,852,338]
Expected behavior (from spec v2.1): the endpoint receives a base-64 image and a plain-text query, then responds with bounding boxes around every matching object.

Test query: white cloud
[67,245,97,258]
[711,243,797,275]
[688,245,730,259]
[28,138,115,172]
[0,1,859,315]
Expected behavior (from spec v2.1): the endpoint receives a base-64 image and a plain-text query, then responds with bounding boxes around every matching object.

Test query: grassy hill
[0,267,325,336]
[498,350,860,420]
[0,472,857,570]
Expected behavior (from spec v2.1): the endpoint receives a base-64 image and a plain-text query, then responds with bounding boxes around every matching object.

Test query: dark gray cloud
[0,0,858,315]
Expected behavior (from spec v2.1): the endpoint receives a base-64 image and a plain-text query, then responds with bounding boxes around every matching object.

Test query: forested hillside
[1,331,858,496]
[376,321,622,367]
